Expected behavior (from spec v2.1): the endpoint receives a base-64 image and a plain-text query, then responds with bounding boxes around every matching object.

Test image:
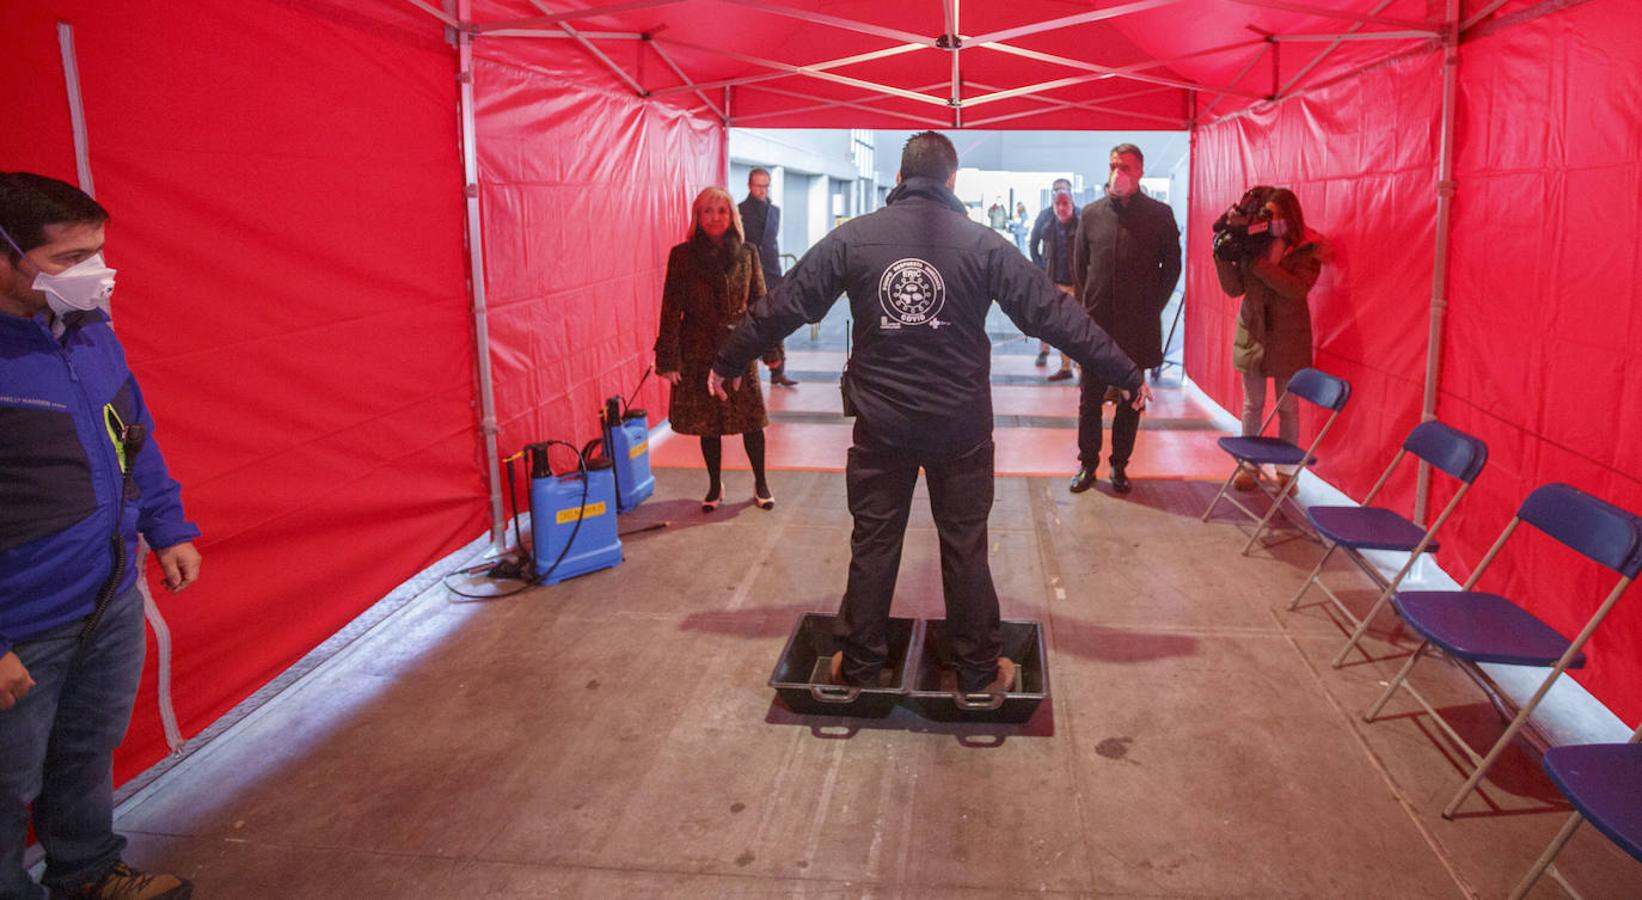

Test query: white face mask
[34,252,116,316]
[1107,169,1138,199]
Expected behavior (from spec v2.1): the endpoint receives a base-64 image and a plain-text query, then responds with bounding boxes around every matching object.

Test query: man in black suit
[738,168,797,387]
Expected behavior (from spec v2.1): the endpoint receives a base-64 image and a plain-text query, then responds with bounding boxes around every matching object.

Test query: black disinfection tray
[769,613,915,717]
[906,619,1050,724]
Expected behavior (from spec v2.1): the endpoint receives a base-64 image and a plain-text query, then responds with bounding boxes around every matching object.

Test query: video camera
[1211,186,1273,261]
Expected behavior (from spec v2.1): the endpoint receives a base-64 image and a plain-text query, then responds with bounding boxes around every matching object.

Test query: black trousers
[835,427,1002,692]
[1078,377,1141,469]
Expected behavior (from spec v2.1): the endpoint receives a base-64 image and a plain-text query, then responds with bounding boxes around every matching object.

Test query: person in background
[1214,186,1324,491]
[0,172,201,900]
[709,132,1147,699]
[1069,143,1181,496]
[987,199,1008,231]
[1028,177,1075,373]
[655,187,776,512]
[1038,189,1081,382]
[1010,201,1030,253]
[738,168,797,388]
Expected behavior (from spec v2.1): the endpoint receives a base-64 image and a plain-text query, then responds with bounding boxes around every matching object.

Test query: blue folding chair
[1508,725,1642,899]
[1361,483,1642,818]
[1283,421,1488,668]
[1201,367,1350,555]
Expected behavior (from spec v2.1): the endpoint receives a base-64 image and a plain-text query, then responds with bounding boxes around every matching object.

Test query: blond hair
[687,186,744,243]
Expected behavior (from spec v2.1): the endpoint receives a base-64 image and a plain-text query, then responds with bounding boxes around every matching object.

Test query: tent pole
[457,0,507,554]
[723,87,732,186]
[56,23,96,198]
[1413,0,1460,526]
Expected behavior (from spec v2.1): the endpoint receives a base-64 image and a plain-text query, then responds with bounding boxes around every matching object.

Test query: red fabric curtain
[1,0,485,781]
[473,40,725,463]
[1185,1,1642,725]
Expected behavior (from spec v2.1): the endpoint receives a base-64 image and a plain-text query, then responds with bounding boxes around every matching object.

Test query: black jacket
[1073,192,1182,369]
[714,177,1141,454]
[738,196,783,287]
[1028,205,1056,268]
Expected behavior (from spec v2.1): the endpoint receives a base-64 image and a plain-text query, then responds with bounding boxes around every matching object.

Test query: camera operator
[1213,186,1325,491]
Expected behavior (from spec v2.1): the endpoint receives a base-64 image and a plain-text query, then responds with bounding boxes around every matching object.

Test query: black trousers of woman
[700,431,768,502]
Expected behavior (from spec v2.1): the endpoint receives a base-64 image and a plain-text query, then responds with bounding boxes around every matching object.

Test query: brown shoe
[981,657,1017,694]
[1274,471,1297,492]
[62,862,193,900]
[1233,468,1258,491]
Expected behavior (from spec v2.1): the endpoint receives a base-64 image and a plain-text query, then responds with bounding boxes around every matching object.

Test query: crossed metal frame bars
[405,0,1472,128]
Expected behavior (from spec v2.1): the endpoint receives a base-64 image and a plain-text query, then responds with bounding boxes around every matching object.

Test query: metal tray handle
[809,683,862,703]
[954,690,1007,711]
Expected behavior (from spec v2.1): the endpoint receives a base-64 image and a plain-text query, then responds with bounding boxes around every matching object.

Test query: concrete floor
[106,464,1642,898]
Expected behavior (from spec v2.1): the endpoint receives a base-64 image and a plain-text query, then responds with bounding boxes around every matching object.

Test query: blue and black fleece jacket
[1,309,198,656]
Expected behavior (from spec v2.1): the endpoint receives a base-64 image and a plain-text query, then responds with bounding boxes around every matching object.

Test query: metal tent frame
[398,0,1532,546]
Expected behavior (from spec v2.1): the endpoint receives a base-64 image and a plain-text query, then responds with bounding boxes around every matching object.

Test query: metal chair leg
[1331,582,1400,668]
[1363,642,1427,723]
[1332,547,1425,667]
[1241,476,1301,556]
[1507,812,1584,900]
[1201,467,1240,522]
[1288,544,1337,610]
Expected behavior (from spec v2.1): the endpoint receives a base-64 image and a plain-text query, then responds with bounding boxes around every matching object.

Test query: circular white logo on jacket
[878,258,946,326]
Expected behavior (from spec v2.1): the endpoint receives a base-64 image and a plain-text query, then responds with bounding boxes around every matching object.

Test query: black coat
[653,237,768,436]
[714,177,1141,454]
[738,196,783,287]
[1073,193,1182,369]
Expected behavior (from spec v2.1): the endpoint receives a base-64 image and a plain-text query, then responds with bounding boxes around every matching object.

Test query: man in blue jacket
[711,133,1147,697]
[0,173,199,900]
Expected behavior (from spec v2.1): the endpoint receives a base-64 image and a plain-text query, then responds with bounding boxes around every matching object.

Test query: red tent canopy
[3,0,1637,786]
[440,0,1536,130]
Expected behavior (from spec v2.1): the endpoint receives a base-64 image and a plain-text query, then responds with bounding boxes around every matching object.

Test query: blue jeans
[0,585,145,900]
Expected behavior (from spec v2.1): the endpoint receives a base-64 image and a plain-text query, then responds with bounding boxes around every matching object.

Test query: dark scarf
[691,228,742,273]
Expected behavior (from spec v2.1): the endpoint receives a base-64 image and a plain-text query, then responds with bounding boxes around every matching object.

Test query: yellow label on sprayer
[556,502,607,524]
[629,441,648,459]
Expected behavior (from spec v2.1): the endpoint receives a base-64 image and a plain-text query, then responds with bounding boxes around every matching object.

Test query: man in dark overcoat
[738,168,796,387]
[1069,143,1182,495]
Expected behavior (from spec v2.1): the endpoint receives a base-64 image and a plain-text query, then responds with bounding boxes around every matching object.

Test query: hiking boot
[55,862,193,900]
[829,651,883,687]
[1046,368,1074,382]
[980,657,1017,694]
[1233,467,1259,492]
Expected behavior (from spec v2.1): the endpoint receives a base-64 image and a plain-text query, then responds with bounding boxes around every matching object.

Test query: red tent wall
[0,0,486,781]
[472,41,723,462]
[1185,1,1642,725]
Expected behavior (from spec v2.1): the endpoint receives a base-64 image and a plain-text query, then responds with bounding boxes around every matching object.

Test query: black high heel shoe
[753,487,775,510]
[702,484,723,512]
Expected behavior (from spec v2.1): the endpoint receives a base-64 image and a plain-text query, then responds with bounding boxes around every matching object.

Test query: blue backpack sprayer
[600,367,656,513]
[447,367,661,597]
[524,439,623,585]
